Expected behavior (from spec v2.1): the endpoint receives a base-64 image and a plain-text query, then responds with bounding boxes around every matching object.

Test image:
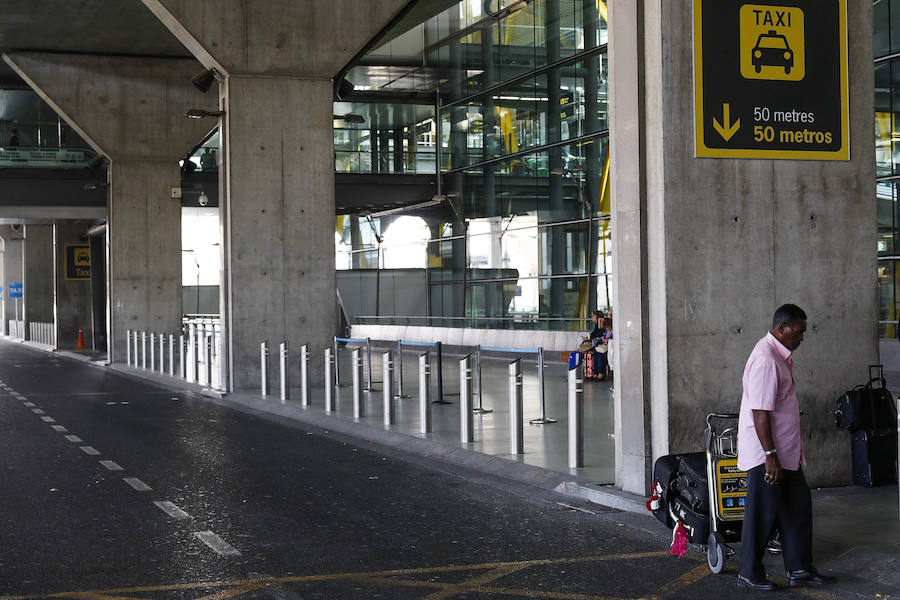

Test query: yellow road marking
[0,552,692,600]
[420,564,531,600]
[649,563,712,599]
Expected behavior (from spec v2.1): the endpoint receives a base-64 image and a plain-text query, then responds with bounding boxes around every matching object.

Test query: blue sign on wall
[8,283,23,299]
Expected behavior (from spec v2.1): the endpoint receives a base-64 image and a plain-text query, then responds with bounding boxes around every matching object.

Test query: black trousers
[739,465,813,579]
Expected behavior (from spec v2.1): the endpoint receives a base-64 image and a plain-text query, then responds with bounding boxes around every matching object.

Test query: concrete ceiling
[0,0,190,77]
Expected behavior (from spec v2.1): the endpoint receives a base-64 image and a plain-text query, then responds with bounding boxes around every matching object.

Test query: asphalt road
[0,342,851,599]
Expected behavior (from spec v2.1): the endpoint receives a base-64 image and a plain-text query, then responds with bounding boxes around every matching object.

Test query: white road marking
[65,435,83,443]
[193,531,241,556]
[154,501,192,520]
[51,425,67,432]
[23,402,35,407]
[41,416,55,423]
[80,446,100,456]
[123,478,152,491]
[31,408,44,414]
[99,460,123,471]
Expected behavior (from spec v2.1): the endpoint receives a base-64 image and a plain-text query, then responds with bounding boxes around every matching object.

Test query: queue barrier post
[473,344,492,413]
[568,363,584,468]
[300,344,310,407]
[159,334,166,374]
[333,336,341,387]
[395,340,408,398]
[419,352,432,433]
[530,347,556,424]
[205,335,213,387]
[324,348,334,412]
[260,340,269,397]
[352,347,364,419]
[509,359,524,455]
[126,330,132,366]
[365,337,376,392]
[133,332,139,370]
[141,332,147,369]
[178,335,185,379]
[168,334,175,377]
[279,342,289,403]
[383,351,394,426]
[433,341,450,404]
[460,355,474,443]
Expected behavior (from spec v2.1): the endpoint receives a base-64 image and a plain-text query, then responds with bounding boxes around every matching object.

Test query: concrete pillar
[609,0,876,492]
[139,0,409,391]
[1,227,24,337]
[23,225,54,343]
[3,53,219,362]
[55,222,94,350]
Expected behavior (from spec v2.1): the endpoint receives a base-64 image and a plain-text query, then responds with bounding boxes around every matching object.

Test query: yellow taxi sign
[694,0,849,160]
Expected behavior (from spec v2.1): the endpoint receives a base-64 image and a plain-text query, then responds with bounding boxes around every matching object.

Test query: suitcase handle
[868,365,886,389]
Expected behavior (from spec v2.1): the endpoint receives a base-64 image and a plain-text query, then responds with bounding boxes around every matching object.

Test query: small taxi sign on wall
[694,0,849,160]
[65,244,91,280]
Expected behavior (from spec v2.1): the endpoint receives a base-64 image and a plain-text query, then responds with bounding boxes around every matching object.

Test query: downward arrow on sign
[713,103,740,141]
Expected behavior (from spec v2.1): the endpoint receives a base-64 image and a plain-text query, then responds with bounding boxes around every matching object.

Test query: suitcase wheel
[707,532,726,574]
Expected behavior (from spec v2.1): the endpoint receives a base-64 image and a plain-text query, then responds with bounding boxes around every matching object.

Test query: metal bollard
[474,344,492,413]
[365,337,375,392]
[168,334,175,377]
[333,337,341,387]
[509,359,524,455]
[352,347,364,418]
[126,330,132,366]
[300,344,310,407]
[324,348,334,412]
[150,333,156,371]
[530,347,556,424]
[568,363,584,468]
[459,355,474,443]
[433,341,450,404]
[395,339,407,398]
[178,334,186,379]
[383,351,394,426]
[141,332,147,369]
[418,352,432,433]
[196,326,204,383]
[159,333,165,374]
[260,341,269,397]
[205,335,213,387]
[133,333,139,369]
[186,326,195,383]
[279,342,289,403]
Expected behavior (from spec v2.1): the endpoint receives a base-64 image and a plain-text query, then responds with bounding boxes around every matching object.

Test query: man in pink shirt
[737,304,836,591]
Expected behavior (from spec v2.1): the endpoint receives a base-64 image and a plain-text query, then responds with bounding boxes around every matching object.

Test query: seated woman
[582,310,608,380]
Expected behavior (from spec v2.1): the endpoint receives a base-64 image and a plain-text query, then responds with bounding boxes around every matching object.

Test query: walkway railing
[124,317,223,391]
[8,320,24,339]
[28,321,55,346]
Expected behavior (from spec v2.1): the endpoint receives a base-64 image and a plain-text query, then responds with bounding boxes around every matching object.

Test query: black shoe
[788,567,837,587]
[737,574,777,591]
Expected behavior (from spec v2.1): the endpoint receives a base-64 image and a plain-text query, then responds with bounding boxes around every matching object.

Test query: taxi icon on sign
[752,30,793,75]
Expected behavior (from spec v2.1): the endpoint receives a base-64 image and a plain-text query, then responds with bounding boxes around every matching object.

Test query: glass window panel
[876,0,892,58]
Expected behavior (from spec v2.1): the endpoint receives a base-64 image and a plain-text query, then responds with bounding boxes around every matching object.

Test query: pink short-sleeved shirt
[737,332,803,471]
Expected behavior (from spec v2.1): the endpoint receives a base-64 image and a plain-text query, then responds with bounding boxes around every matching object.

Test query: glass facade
[337,0,610,331]
[875,0,900,338]
[0,89,96,168]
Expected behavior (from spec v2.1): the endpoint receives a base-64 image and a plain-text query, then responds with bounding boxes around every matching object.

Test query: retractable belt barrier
[477,345,554,425]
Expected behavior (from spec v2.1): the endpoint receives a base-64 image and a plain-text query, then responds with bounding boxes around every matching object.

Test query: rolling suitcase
[671,452,710,515]
[851,428,899,487]
[669,495,710,544]
[651,454,680,527]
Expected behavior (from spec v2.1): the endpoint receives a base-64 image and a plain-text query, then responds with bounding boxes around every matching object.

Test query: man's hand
[764,453,782,485]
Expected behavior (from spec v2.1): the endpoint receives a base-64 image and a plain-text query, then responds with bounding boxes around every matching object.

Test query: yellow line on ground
[194,582,271,600]
[649,563,712,599]
[0,552,673,600]
[420,564,532,600]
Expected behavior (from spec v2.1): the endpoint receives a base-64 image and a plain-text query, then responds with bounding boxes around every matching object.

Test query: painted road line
[80,446,100,456]
[123,478,152,491]
[65,435,83,443]
[154,501,192,520]
[31,408,44,414]
[99,460,123,471]
[193,531,241,556]
[40,416,55,423]
[23,402,35,407]
[51,425,68,432]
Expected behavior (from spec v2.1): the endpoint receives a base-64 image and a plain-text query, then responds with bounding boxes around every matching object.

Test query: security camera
[198,192,209,207]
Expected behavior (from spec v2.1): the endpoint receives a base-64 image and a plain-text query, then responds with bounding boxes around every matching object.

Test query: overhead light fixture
[333,113,366,124]
[191,68,220,93]
[185,109,225,119]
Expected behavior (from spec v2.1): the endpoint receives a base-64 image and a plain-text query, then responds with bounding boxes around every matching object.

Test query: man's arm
[752,409,782,484]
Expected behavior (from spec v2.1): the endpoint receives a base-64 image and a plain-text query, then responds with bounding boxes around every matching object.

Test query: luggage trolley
[703,413,748,573]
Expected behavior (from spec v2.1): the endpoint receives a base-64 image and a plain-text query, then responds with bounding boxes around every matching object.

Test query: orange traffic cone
[76,328,85,350]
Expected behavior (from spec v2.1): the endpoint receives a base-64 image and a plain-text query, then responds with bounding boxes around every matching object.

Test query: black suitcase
[651,454,680,527]
[851,428,899,487]
[836,365,898,431]
[669,495,710,544]
[672,452,710,515]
